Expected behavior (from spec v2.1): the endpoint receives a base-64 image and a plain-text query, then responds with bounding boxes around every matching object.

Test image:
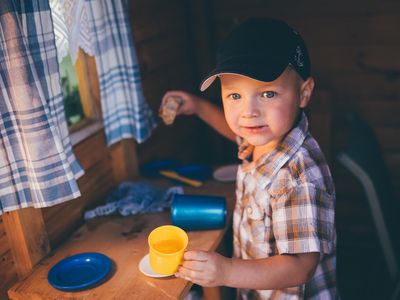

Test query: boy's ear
[299,77,315,108]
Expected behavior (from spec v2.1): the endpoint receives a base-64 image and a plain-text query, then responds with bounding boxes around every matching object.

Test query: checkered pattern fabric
[0,0,82,214]
[85,0,156,145]
[234,112,338,299]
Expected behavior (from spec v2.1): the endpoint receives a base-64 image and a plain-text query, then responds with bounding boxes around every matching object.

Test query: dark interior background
[131,1,400,299]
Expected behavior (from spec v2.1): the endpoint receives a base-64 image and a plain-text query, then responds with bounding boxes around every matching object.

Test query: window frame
[69,48,103,146]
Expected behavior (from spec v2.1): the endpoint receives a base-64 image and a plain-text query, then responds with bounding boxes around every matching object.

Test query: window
[61,49,103,145]
[59,54,85,126]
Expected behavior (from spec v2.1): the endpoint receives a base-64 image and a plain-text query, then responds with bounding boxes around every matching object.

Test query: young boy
[161,18,338,299]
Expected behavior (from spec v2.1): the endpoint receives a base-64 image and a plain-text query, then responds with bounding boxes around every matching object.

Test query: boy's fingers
[161,91,177,103]
[184,250,209,261]
[177,266,193,278]
[182,260,205,271]
[177,266,203,282]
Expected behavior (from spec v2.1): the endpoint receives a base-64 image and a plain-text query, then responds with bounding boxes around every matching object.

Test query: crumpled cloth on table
[84,181,183,220]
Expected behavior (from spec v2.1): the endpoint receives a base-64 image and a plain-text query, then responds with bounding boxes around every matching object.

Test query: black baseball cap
[200,18,311,91]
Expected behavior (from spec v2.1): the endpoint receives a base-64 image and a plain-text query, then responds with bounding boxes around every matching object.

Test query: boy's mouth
[241,125,268,133]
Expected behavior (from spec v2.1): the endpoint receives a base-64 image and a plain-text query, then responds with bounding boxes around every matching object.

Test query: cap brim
[200,74,219,91]
[199,58,289,92]
[200,71,263,91]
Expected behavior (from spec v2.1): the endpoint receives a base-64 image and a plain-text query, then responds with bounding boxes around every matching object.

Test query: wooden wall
[132,0,400,205]
[132,0,198,164]
[42,131,116,248]
[0,217,18,299]
[132,0,238,166]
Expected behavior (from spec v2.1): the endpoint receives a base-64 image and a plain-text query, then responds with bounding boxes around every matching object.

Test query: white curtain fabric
[60,0,157,145]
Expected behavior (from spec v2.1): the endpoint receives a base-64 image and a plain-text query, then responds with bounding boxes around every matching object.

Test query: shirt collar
[240,111,309,188]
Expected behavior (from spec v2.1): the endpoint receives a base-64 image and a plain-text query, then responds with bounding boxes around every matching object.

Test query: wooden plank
[42,124,113,247]
[0,232,9,258]
[307,91,332,162]
[74,48,101,120]
[214,0,400,18]
[374,127,400,152]
[333,164,366,196]
[74,129,109,171]
[0,251,18,300]
[184,0,216,81]
[110,139,139,184]
[131,14,161,43]
[137,28,189,74]
[295,15,400,46]
[43,159,115,248]
[0,216,4,238]
[203,287,222,300]
[385,153,400,169]
[142,81,194,113]
[142,58,197,94]
[315,71,400,97]
[310,45,400,73]
[141,56,197,109]
[130,0,182,19]
[214,15,400,46]
[136,117,204,165]
[2,208,50,279]
[354,100,400,127]
[41,130,111,224]
[331,123,400,158]
[330,124,400,153]
[131,1,185,43]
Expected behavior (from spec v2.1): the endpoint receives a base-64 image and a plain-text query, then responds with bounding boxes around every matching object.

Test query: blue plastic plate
[48,252,112,291]
[174,164,212,181]
[141,159,180,177]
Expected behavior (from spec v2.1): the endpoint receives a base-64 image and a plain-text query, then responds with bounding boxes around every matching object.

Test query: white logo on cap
[295,46,304,67]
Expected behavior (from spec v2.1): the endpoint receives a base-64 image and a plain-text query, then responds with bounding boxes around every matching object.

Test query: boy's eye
[228,93,241,100]
[262,91,277,98]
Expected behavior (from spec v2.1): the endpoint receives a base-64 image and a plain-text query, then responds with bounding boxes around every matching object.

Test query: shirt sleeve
[271,183,335,255]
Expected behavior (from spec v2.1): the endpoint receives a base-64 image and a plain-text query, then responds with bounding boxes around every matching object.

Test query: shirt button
[247,206,252,214]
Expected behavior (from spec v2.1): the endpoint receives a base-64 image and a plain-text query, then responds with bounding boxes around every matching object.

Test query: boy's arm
[161,90,236,141]
[176,250,319,289]
[225,252,319,289]
[195,99,236,141]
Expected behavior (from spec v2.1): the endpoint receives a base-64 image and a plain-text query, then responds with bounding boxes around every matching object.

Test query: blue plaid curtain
[0,0,83,214]
[85,0,156,145]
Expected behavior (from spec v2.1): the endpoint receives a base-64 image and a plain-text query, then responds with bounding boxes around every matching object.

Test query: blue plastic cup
[171,194,227,230]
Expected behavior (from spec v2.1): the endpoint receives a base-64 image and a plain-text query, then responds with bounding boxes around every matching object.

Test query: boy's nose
[241,97,260,118]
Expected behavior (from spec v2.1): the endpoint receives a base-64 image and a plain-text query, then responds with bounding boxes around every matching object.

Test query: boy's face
[220,68,314,153]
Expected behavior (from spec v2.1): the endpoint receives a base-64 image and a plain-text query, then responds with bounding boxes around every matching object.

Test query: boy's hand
[160,91,203,116]
[175,250,231,287]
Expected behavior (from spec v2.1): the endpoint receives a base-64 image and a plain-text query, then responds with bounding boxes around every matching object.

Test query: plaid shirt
[233,112,338,299]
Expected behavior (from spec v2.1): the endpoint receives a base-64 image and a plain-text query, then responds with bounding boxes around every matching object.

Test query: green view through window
[59,55,85,126]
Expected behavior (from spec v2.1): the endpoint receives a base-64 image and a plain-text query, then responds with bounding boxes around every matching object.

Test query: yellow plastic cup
[148,225,188,275]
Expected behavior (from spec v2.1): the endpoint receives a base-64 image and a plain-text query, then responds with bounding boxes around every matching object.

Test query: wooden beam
[183,0,216,80]
[110,139,139,184]
[74,48,102,120]
[3,208,50,279]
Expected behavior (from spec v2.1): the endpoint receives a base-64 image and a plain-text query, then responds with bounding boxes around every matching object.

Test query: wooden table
[8,180,235,300]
